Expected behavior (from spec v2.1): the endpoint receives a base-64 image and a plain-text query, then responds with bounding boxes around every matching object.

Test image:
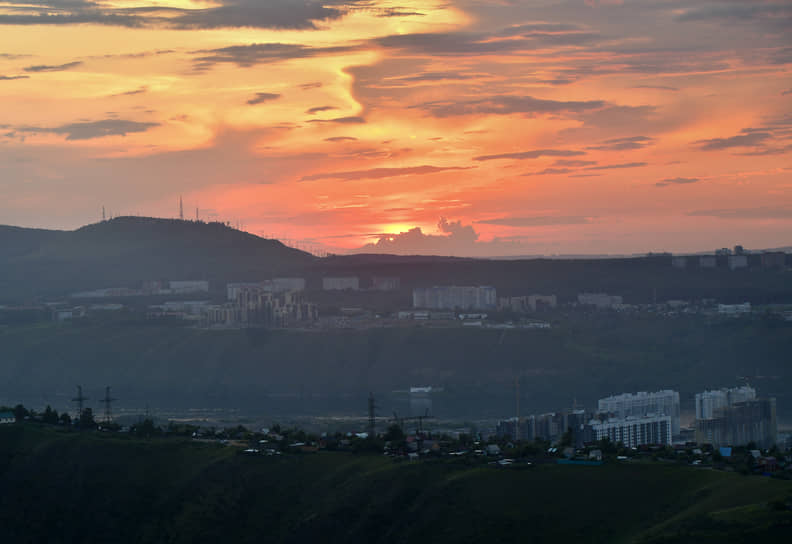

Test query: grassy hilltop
[0,425,791,544]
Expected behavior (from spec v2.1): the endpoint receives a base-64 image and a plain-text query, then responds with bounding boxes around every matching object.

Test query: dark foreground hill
[0,217,314,302]
[1,314,790,421]
[1,425,790,544]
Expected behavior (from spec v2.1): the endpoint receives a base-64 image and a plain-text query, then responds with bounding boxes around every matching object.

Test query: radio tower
[102,206,106,221]
[367,392,377,437]
[99,386,117,423]
[179,195,184,220]
[72,385,88,420]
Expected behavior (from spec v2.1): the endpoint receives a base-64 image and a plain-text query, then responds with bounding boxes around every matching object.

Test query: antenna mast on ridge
[179,195,184,220]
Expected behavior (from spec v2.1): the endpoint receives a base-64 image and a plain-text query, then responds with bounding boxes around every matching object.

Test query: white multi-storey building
[272,277,305,292]
[695,385,756,420]
[322,277,359,291]
[597,390,680,436]
[588,414,672,448]
[170,280,209,294]
[577,293,623,309]
[412,286,496,310]
[717,303,751,315]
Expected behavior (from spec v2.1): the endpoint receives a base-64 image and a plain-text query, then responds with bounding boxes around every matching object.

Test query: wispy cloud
[687,207,792,219]
[416,95,606,118]
[23,60,82,72]
[306,116,365,124]
[306,105,337,114]
[587,136,654,151]
[656,177,699,187]
[475,149,585,161]
[247,92,281,105]
[477,216,591,226]
[15,118,159,140]
[696,132,772,150]
[300,165,472,182]
[584,162,648,170]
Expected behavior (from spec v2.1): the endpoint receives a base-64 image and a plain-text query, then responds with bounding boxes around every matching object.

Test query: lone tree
[42,405,59,425]
[384,423,405,443]
[78,407,96,428]
[13,404,29,422]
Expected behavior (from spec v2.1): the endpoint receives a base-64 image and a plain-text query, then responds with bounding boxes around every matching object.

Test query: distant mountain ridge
[1,217,790,305]
[0,217,314,302]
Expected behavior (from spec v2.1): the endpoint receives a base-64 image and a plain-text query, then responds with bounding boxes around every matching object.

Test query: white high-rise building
[597,390,680,436]
[695,385,756,420]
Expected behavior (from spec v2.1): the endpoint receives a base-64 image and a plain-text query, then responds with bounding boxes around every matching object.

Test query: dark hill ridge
[0,216,790,304]
[0,217,314,302]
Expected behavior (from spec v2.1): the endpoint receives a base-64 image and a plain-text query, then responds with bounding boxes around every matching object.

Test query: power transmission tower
[515,375,521,441]
[72,385,88,420]
[98,386,117,423]
[368,392,376,437]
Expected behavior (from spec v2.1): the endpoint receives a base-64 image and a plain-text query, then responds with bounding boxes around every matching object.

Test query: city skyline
[1,0,790,256]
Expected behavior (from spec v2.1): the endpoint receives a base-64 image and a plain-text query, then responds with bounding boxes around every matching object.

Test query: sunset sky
[0,0,790,256]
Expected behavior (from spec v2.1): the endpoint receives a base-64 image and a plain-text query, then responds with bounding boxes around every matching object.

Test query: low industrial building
[718,303,751,316]
[498,294,557,313]
[577,293,623,309]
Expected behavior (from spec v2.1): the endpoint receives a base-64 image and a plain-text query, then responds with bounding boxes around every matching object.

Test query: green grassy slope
[0,425,790,544]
